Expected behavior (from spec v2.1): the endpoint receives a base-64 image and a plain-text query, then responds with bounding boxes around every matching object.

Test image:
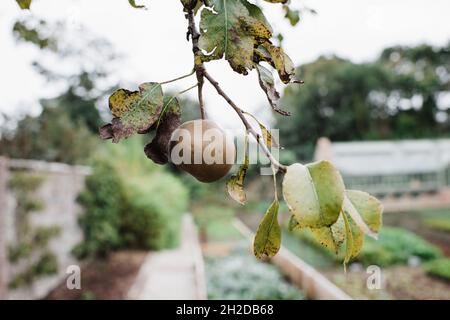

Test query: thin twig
[187,10,206,120]
[203,70,287,173]
[160,70,195,85]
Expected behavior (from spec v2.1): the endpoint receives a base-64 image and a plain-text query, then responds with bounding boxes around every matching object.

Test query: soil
[325,266,450,300]
[46,250,147,300]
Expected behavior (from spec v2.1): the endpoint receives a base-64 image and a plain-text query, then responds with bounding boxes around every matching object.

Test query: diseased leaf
[100,82,163,143]
[226,134,249,205]
[282,161,345,229]
[244,111,279,149]
[288,215,300,232]
[254,200,281,259]
[343,190,383,239]
[346,190,383,233]
[144,96,182,164]
[258,41,296,84]
[128,0,147,9]
[199,0,273,75]
[342,210,364,265]
[310,214,346,254]
[16,0,32,10]
[255,64,291,116]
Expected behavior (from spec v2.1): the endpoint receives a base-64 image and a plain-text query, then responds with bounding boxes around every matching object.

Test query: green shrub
[424,218,450,233]
[74,161,124,258]
[75,138,189,257]
[424,258,450,280]
[289,226,442,267]
[121,172,188,250]
[360,227,442,266]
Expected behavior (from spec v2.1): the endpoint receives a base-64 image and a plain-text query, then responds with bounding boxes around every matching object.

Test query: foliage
[74,138,189,258]
[289,226,442,267]
[360,227,443,267]
[206,245,304,300]
[424,258,450,281]
[0,103,99,165]
[423,218,450,233]
[280,43,450,161]
[73,162,124,258]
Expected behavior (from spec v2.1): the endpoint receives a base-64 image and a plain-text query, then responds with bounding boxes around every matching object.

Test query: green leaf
[283,6,300,26]
[255,64,291,116]
[254,200,281,259]
[99,83,163,143]
[282,161,345,229]
[16,0,32,9]
[226,134,249,205]
[199,0,273,75]
[128,0,147,9]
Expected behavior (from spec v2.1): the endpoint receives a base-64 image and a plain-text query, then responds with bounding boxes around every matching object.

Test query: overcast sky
[1,0,450,127]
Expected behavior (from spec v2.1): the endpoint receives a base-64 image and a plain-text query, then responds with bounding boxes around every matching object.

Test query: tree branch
[185,10,287,173]
[187,11,206,120]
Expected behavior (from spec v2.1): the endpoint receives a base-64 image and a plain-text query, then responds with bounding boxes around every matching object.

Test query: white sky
[0,0,449,128]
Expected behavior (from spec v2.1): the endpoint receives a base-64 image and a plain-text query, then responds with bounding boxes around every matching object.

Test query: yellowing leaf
[199,0,273,75]
[256,64,291,116]
[16,0,32,9]
[282,161,345,229]
[342,210,364,265]
[243,111,279,149]
[255,41,296,84]
[346,190,383,235]
[100,83,163,143]
[254,200,281,259]
[310,215,346,254]
[226,134,249,205]
[128,0,146,9]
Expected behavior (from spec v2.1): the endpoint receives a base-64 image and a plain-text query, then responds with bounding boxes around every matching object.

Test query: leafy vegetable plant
[17,0,383,265]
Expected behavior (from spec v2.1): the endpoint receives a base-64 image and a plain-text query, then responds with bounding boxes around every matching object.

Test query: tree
[15,0,383,264]
[279,43,450,160]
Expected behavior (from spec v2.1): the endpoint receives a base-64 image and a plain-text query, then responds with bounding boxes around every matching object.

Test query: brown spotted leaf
[255,41,296,84]
[199,0,273,75]
[226,134,249,205]
[100,82,163,143]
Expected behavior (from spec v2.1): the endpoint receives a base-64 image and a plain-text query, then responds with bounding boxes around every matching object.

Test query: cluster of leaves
[424,258,450,281]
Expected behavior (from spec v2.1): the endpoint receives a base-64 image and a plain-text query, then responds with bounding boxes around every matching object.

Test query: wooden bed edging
[233,218,352,300]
